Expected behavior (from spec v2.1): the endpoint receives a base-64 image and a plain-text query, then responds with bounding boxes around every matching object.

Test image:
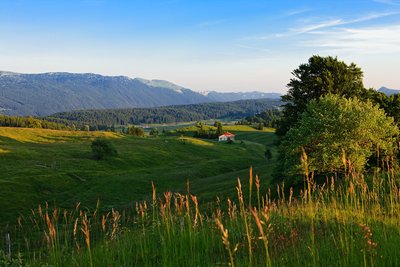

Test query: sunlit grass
[0,127,122,143]
[0,148,10,154]
[178,136,214,146]
[224,125,275,132]
[2,166,400,266]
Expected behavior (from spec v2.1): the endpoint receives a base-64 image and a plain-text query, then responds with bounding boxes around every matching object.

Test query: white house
[218,132,235,142]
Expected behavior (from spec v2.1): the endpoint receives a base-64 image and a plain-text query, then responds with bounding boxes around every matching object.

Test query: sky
[0,0,400,93]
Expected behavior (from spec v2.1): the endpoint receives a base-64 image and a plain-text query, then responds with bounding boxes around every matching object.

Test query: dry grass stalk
[45,212,56,247]
[152,181,157,208]
[256,174,261,210]
[81,213,93,267]
[249,166,253,208]
[215,218,238,267]
[81,214,90,248]
[111,209,120,240]
[250,207,271,267]
[191,194,201,227]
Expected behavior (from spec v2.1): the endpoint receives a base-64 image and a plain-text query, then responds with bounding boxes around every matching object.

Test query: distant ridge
[378,86,400,96]
[0,71,281,116]
[201,91,281,102]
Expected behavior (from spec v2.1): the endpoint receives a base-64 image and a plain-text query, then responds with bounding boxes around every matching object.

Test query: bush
[150,128,159,137]
[91,138,118,160]
[281,94,399,177]
[127,126,145,137]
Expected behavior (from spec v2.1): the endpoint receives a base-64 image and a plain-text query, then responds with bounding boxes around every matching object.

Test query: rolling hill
[0,71,281,116]
[46,98,282,128]
[0,125,277,225]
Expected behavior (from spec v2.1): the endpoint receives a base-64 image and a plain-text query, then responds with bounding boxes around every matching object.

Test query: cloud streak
[247,11,400,40]
[290,11,399,34]
[374,0,400,6]
[301,24,400,54]
[283,8,313,17]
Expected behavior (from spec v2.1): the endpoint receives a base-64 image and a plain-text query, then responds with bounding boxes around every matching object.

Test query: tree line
[0,114,72,130]
[236,109,282,128]
[45,98,282,130]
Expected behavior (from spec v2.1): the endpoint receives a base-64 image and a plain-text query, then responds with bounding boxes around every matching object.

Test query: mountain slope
[0,71,281,116]
[378,86,400,96]
[0,72,210,116]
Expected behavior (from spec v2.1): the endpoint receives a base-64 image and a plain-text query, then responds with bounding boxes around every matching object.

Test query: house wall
[219,136,227,141]
[219,135,235,141]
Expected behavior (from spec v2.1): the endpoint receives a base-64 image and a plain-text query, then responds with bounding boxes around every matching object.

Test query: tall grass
[2,164,400,266]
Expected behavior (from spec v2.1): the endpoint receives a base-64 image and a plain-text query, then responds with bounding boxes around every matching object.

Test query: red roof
[221,132,235,137]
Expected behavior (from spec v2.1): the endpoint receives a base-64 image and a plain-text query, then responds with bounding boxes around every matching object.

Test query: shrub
[127,126,145,137]
[281,94,399,177]
[91,138,118,160]
[150,128,159,137]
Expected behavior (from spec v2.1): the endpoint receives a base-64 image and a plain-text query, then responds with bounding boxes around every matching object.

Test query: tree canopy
[277,55,365,136]
[281,94,399,178]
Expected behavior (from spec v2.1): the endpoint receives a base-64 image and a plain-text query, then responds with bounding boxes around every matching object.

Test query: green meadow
[0,125,277,225]
[1,125,400,266]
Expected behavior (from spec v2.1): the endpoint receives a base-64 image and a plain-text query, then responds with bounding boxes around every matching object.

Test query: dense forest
[46,98,282,129]
[0,114,71,130]
[236,109,282,128]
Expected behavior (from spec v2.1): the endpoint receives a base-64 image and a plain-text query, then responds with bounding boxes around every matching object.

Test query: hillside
[378,86,400,95]
[46,98,282,128]
[0,126,277,225]
[2,127,400,266]
[0,71,281,116]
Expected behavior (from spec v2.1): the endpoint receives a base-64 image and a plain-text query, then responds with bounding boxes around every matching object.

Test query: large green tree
[281,94,398,178]
[277,55,365,136]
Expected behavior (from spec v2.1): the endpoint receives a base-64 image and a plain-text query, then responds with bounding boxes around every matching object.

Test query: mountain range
[0,71,281,116]
[378,86,400,96]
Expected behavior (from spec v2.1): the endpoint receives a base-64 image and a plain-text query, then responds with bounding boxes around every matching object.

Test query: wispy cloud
[246,11,399,40]
[290,19,343,34]
[283,8,313,17]
[290,11,399,34]
[301,24,400,54]
[374,0,400,6]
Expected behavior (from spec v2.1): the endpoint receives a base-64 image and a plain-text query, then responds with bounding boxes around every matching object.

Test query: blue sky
[1,0,400,92]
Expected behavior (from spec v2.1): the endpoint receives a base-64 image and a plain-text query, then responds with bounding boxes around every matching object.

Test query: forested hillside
[46,98,282,129]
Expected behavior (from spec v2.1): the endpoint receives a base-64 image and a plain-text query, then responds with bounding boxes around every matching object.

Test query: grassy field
[1,126,400,266]
[3,166,400,266]
[0,125,277,226]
